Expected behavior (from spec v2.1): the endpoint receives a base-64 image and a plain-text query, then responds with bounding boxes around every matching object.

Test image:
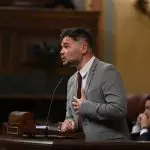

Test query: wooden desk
[0,135,150,150]
[0,136,53,150]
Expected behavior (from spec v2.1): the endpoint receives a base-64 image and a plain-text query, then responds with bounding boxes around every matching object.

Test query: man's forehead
[61,36,74,44]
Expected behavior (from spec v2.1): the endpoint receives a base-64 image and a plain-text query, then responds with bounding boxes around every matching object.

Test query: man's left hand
[72,88,86,113]
[138,113,150,129]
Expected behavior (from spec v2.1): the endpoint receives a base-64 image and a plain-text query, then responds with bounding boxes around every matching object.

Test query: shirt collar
[78,56,95,78]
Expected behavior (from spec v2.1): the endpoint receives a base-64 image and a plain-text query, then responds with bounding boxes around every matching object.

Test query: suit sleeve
[65,77,74,120]
[79,65,127,120]
[65,77,79,129]
[138,132,150,141]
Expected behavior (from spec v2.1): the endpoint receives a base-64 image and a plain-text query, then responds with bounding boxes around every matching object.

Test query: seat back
[127,94,150,122]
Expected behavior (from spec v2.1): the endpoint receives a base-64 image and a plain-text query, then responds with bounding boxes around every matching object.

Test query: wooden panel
[0,30,11,73]
[1,136,150,150]
[0,32,2,71]
[0,7,100,75]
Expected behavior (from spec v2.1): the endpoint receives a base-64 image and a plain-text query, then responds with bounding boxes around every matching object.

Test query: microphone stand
[45,77,64,137]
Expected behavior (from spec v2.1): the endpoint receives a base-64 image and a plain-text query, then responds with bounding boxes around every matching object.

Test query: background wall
[114,0,150,94]
[92,0,114,62]
[0,4,100,124]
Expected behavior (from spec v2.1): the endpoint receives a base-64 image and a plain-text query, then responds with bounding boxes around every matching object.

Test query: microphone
[45,77,64,137]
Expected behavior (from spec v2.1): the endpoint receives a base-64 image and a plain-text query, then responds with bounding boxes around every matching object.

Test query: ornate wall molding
[135,0,150,17]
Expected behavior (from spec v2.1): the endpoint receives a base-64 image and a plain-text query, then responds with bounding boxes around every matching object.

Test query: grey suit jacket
[65,58,129,141]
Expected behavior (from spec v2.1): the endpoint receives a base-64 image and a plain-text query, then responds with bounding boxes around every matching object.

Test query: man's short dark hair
[60,27,93,49]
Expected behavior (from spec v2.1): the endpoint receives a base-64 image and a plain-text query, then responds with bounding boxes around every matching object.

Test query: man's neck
[77,53,93,71]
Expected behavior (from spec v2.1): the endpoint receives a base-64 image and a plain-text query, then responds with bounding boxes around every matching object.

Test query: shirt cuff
[140,128,149,135]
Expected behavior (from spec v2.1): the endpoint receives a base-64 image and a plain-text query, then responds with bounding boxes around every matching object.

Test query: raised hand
[137,113,150,129]
[72,88,86,113]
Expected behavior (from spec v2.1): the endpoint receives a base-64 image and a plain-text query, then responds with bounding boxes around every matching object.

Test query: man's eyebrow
[62,42,69,46]
[63,42,69,45]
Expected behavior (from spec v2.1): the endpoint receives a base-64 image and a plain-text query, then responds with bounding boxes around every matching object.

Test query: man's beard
[62,59,79,68]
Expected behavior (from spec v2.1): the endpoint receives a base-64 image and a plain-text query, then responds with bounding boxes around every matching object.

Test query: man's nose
[60,49,63,54]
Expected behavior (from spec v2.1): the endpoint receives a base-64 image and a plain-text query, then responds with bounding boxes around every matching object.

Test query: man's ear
[81,43,88,54]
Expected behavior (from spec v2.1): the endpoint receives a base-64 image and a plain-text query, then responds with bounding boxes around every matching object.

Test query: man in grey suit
[59,27,129,141]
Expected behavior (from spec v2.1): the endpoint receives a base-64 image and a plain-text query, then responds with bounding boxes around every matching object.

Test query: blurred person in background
[131,99,150,140]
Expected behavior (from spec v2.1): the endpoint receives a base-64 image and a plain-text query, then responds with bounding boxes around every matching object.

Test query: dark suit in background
[131,128,150,141]
[139,131,150,140]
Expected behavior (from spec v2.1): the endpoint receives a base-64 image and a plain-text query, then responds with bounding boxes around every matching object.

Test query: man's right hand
[60,119,75,132]
[137,113,150,128]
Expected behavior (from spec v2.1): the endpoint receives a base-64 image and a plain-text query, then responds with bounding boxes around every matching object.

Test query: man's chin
[61,61,68,66]
[62,61,76,67]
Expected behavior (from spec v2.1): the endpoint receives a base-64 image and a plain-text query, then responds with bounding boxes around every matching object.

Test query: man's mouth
[61,56,65,60]
[61,57,66,62]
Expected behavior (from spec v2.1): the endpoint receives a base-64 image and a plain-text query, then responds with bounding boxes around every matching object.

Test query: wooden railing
[0,7,100,74]
[0,136,150,150]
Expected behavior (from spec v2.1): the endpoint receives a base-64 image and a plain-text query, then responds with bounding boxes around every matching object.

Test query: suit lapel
[72,74,78,98]
[85,58,98,94]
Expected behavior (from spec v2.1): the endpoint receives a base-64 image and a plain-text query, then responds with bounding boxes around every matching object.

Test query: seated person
[131,99,150,140]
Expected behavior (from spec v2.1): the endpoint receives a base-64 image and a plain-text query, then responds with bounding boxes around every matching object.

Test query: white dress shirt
[77,56,95,89]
